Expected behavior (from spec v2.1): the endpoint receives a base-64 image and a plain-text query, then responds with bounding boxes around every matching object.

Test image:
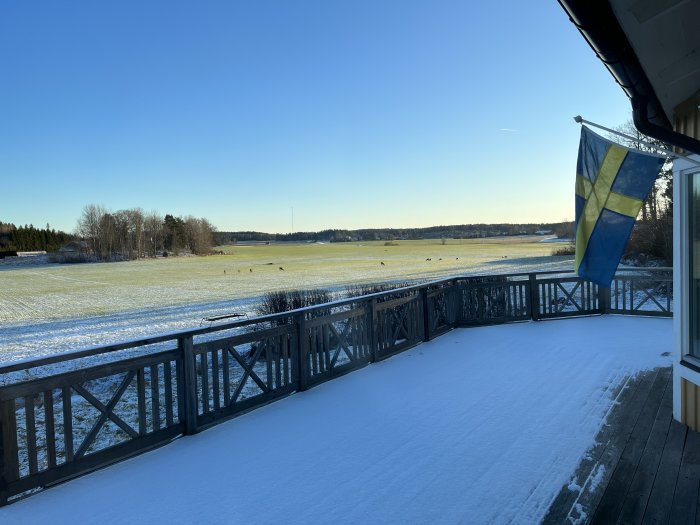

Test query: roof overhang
[558,0,700,155]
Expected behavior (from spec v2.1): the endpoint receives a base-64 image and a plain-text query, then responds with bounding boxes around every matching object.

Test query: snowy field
[0,316,672,524]
[0,238,571,363]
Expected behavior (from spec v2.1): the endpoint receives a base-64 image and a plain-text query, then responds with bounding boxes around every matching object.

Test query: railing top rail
[616,265,672,272]
[0,266,668,375]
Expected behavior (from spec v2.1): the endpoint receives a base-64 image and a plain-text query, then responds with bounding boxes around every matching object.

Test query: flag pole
[574,115,700,166]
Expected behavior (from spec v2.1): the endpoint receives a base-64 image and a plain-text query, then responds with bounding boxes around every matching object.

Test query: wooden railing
[0,268,672,505]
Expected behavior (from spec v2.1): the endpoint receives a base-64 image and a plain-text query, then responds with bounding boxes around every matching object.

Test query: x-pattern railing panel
[0,350,182,497]
[192,325,295,421]
[427,286,459,334]
[611,275,672,314]
[375,295,421,357]
[71,372,138,459]
[306,307,370,382]
[537,278,599,318]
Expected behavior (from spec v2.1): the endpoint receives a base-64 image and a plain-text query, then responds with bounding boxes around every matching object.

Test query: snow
[0,316,672,524]
[587,464,606,493]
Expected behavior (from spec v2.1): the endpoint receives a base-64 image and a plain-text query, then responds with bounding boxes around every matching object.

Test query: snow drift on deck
[0,316,672,524]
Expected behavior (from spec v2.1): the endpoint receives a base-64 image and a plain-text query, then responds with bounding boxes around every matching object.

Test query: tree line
[0,222,73,253]
[215,221,575,245]
[76,205,216,261]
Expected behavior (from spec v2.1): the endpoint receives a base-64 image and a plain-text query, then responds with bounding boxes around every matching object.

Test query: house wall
[675,93,700,145]
[674,93,700,428]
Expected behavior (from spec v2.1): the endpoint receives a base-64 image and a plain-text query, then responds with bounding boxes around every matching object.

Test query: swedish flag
[575,126,665,287]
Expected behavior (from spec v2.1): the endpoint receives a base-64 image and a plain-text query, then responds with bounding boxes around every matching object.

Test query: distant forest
[0,222,73,253]
[215,221,575,244]
[1,218,575,256]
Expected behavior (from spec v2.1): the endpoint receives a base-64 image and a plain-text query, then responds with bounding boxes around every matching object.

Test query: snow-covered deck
[0,316,672,524]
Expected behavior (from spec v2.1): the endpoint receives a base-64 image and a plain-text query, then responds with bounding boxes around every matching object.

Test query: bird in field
[380,261,385,266]
[438,258,442,261]
[250,268,253,272]
[279,267,285,271]
[426,258,431,261]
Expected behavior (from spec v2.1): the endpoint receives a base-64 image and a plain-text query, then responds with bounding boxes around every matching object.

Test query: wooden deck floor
[543,366,700,524]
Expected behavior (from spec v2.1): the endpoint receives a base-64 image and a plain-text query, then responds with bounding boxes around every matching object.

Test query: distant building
[56,241,90,262]
[59,240,88,254]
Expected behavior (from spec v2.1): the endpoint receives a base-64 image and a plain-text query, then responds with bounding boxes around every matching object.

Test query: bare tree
[76,204,107,258]
[144,211,164,257]
[183,216,216,255]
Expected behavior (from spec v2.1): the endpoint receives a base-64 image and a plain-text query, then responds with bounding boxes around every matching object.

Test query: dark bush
[255,289,333,319]
[551,242,575,256]
[344,282,415,300]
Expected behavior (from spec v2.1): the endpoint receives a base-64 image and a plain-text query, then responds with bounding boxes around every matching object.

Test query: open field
[0,237,571,361]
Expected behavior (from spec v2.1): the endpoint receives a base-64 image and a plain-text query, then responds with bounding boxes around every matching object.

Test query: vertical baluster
[323,324,331,372]
[44,390,56,469]
[61,387,74,462]
[296,313,309,391]
[353,315,359,360]
[282,333,290,386]
[137,368,146,436]
[381,308,388,350]
[266,337,273,389]
[164,361,174,427]
[200,352,209,414]
[212,349,220,410]
[175,358,185,424]
[275,335,281,384]
[311,326,319,376]
[222,347,231,406]
[149,365,160,432]
[22,397,36,476]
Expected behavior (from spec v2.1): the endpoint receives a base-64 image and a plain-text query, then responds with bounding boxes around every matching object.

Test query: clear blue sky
[0,0,630,233]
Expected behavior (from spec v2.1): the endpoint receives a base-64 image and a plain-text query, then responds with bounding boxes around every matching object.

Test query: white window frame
[673,156,700,421]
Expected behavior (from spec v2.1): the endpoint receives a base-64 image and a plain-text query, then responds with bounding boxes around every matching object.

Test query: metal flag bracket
[574,115,700,167]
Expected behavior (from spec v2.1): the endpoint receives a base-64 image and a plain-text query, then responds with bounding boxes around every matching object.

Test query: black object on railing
[0,268,673,505]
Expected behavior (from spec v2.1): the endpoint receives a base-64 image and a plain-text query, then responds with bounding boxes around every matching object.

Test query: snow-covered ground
[0,316,671,524]
[0,296,264,363]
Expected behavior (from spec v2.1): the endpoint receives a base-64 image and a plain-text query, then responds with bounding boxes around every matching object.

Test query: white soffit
[611,0,700,119]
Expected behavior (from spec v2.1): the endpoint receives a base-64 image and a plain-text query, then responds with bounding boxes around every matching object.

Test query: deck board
[546,366,700,525]
[543,368,663,524]
[590,368,672,524]
[669,430,700,525]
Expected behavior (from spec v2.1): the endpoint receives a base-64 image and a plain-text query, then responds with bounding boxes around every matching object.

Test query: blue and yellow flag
[575,126,664,287]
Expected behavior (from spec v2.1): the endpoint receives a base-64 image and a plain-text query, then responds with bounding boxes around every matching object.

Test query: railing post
[454,279,463,328]
[179,336,198,435]
[0,398,18,506]
[528,274,539,321]
[296,313,309,391]
[599,286,611,314]
[369,299,378,362]
[421,288,431,341]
